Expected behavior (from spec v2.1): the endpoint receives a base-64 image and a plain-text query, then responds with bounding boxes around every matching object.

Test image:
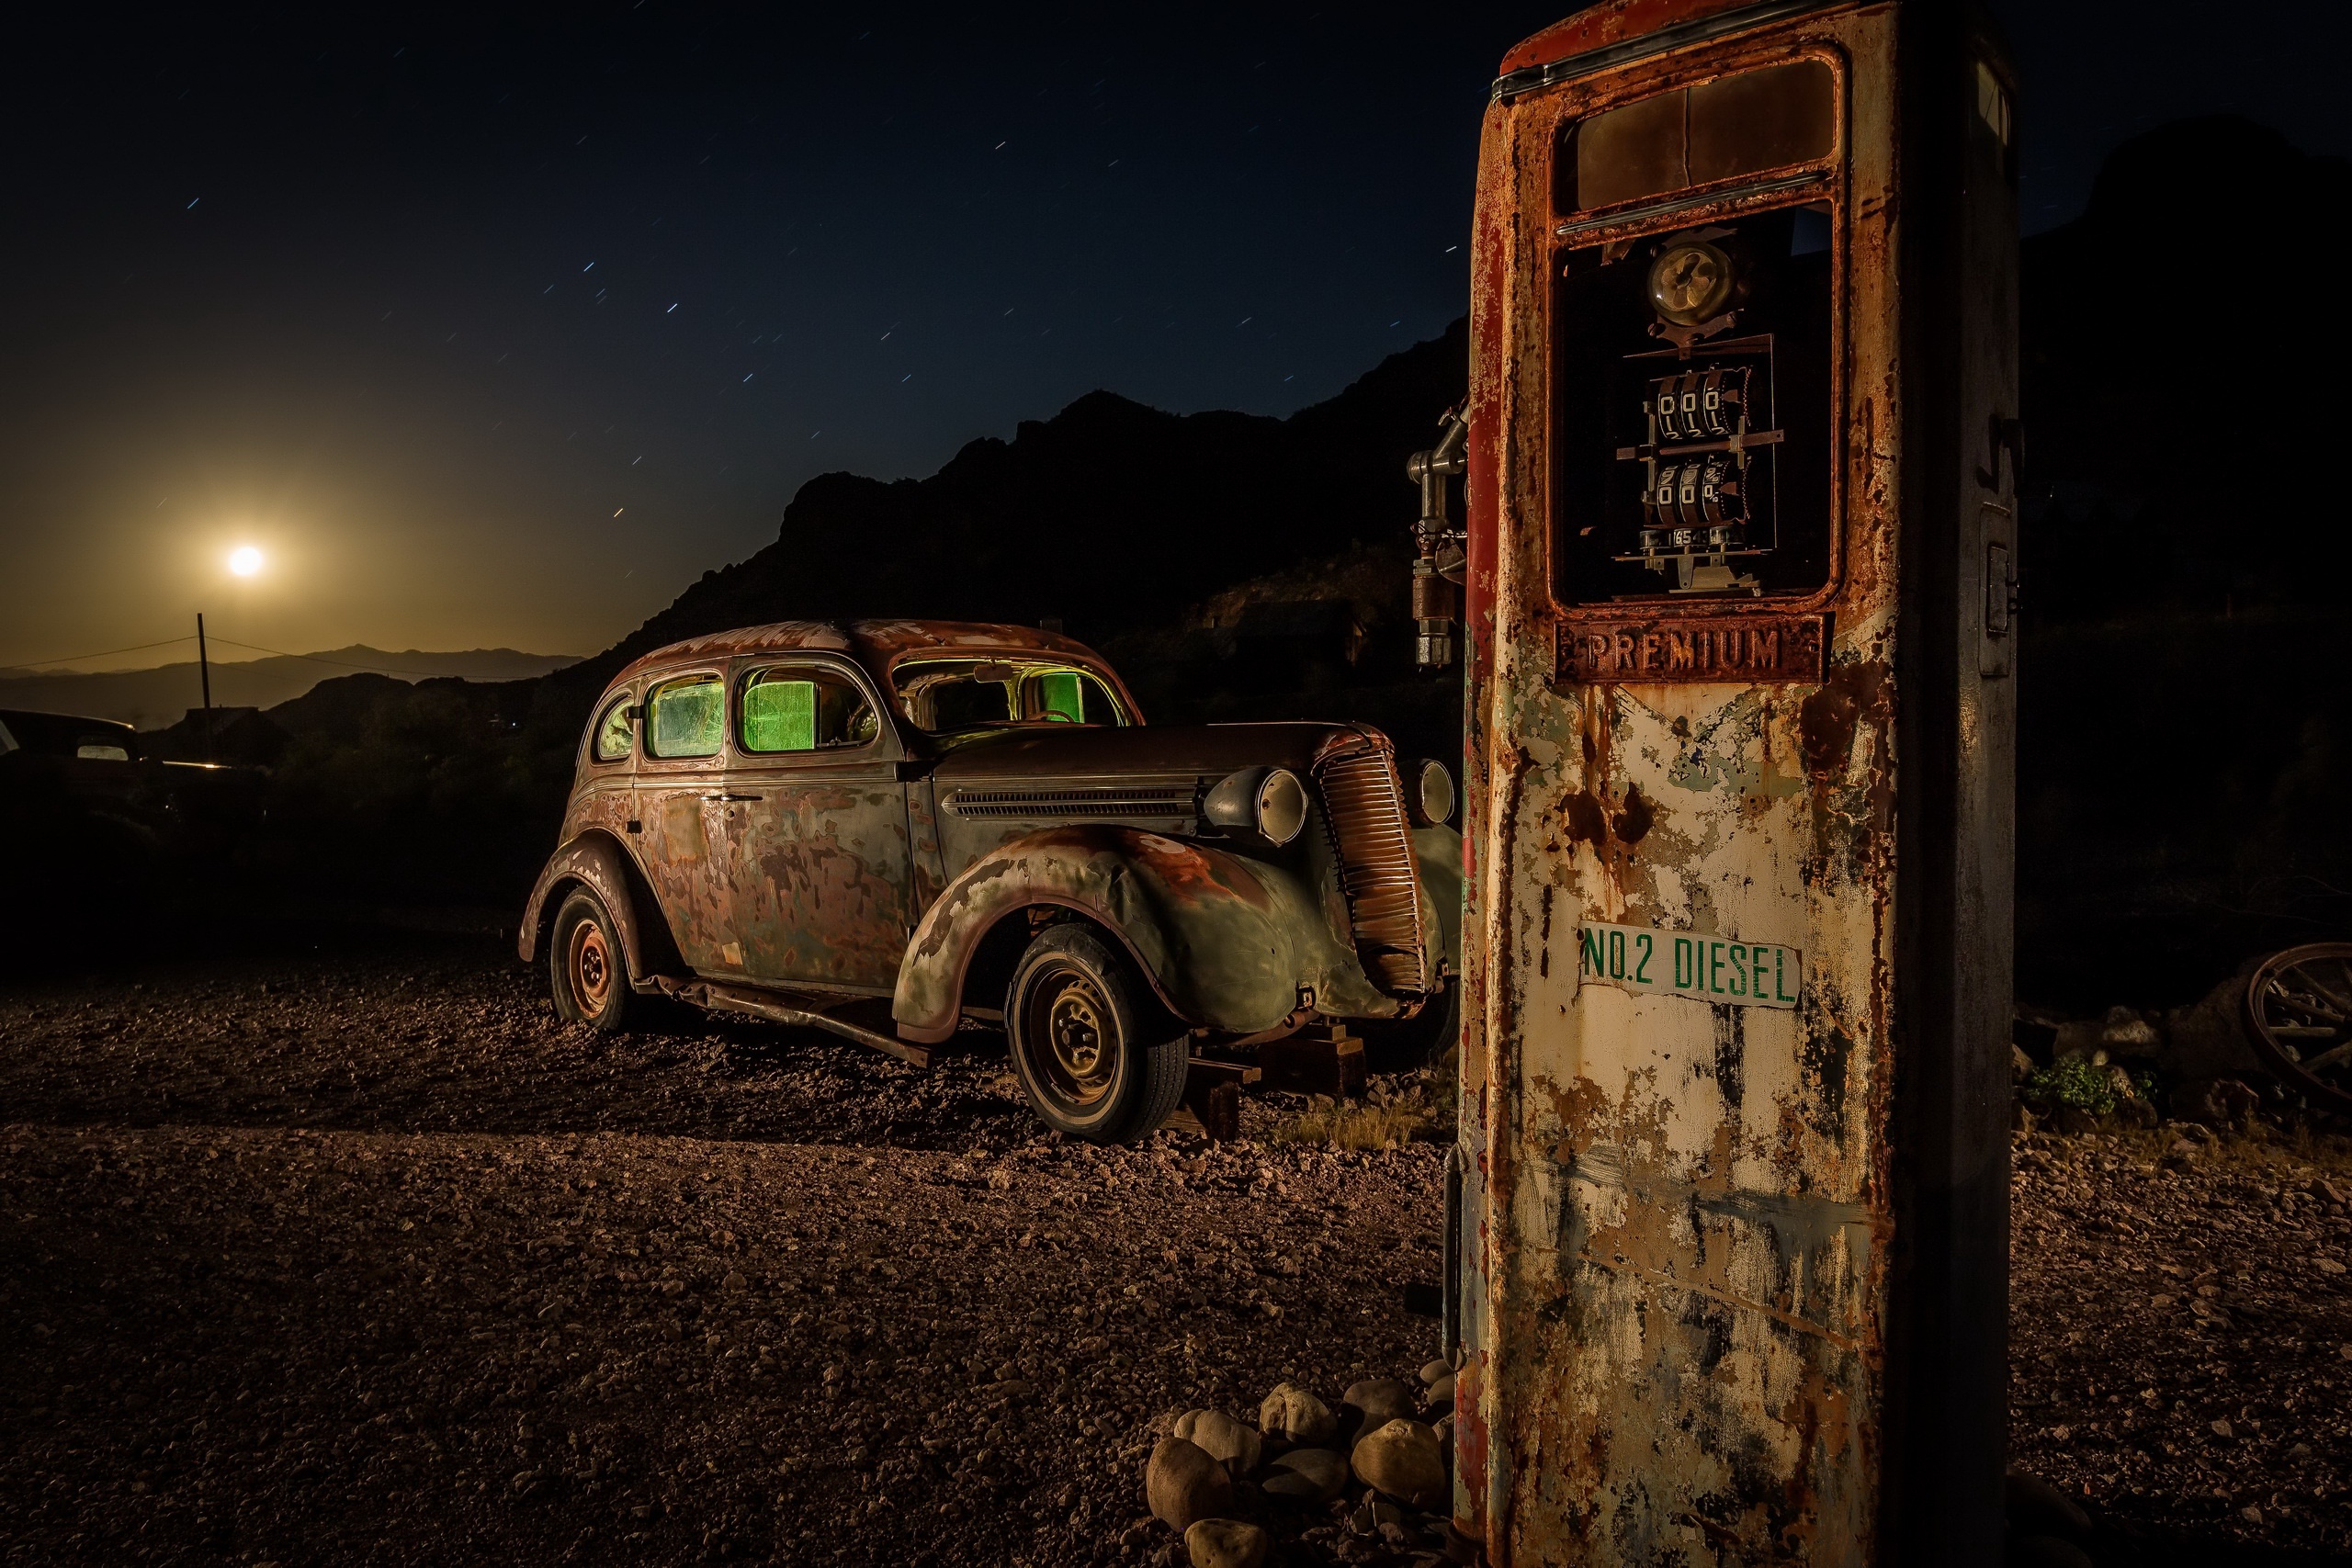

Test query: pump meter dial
[1649,240,1736,324]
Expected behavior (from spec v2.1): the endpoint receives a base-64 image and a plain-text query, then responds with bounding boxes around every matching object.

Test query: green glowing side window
[1038,671,1084,723]
[742,677,818,753]
[647,675,724,758]
[738,666,878,752]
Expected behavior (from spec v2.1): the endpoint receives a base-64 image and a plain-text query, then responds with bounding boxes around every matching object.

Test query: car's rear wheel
[1005,924,1186,1144]
[550,887,635,1032]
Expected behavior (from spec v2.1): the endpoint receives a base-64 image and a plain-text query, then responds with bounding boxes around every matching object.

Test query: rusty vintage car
[518,620,1460,1143]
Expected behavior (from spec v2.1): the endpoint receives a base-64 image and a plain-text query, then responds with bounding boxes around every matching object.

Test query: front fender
[892,825,1310,1044]
[1412,824,1464,979]
[517,830,673,983]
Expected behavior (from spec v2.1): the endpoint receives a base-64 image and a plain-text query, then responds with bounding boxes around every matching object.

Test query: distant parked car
[0,707,264,864]
[0,707,266,956]
[519,620,1460,1143]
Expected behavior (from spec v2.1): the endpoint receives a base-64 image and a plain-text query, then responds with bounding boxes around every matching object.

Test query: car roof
[609,619,1111,689]
[0,708,139,756]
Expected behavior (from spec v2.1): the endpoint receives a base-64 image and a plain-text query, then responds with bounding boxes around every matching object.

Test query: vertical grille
[1315,740,1429,994]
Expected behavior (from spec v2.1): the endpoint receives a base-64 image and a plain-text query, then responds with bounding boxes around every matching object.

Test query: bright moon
[228,546,265,577]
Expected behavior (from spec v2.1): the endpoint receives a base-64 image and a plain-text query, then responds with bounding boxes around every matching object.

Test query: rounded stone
[1147,1437,1234,1529]
[1258,1382,1337,1445]
[1419,1358,1452,1386]
[1344,1377,1417,1428]
[1351,1418,1448,1508]
[1265,1446,1347,1504]
[1184,1518,1269,1568]
[1173,1407,1263,1475]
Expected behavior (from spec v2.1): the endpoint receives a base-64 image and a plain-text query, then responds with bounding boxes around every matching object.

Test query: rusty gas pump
[1441,1,2019,1562]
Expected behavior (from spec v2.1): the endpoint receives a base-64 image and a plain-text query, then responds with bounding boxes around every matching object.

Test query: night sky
[4,3,2345,671]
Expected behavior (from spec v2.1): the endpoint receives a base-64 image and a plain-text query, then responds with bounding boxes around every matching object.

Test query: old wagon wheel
[2245,942,2352,1113]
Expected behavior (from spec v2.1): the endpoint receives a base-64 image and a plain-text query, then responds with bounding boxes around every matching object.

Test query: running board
[658,978,933,1068]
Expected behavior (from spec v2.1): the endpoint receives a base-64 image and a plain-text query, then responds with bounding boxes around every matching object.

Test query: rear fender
[518,831,679,984]
[892,825,1306,1044]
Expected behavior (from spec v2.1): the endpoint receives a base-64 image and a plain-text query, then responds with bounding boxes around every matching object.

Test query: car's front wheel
[549,886,636,1032]
[1005,924,1187,1144]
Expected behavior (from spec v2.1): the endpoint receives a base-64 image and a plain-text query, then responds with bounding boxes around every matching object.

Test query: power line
[3,636,198,671]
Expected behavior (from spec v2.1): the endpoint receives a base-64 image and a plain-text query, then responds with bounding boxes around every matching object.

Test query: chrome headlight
[1407,758,1455,827]
[1204,766,1308,846]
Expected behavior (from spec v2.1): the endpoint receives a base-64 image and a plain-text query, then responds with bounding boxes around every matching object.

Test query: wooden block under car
[1165,1057,1261,1142]
[1255,1024,1366,1099]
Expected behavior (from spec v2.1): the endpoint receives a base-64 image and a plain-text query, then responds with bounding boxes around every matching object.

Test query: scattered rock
[1147,1438,1234,1530]
[1183,1518,1268,1568]
[1257,1382,1337,1445]
[1342,1377,1417,1427]
[2160,965,2269,1083]
[1423,1372,1455,1411]
[1418,1358,1452,1386]
[2180,1078,2261,1131]
[1351,1418,1447,1508]
[1174,1408,1262,1475]
[1263,1447,1347,1504]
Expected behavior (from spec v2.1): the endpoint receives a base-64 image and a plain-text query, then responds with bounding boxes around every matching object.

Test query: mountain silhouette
[543,318,1467,708]
[0,646,582,730]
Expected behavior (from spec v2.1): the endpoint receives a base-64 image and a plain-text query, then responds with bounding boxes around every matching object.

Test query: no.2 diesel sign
[1577,921,1801,1010]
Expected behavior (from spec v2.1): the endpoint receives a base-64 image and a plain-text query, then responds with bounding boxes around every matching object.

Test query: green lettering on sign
[1572,920,1802,1010]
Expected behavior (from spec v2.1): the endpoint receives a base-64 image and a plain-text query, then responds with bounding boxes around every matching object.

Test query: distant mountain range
[0,647,580,728]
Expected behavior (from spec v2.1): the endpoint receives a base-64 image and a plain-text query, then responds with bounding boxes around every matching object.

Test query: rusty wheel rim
[567,916,615,1020]
[2245,942,2352,1112]
[1026,967,1115,1109]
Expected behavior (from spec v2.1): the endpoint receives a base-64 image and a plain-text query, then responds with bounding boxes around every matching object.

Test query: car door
[632,665,737,974]
[713,654,915,993]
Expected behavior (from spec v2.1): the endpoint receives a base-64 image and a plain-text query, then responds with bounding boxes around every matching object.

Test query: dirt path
[6,931,2352,1563]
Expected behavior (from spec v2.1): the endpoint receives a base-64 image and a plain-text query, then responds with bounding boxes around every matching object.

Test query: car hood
[927,721,1382,784]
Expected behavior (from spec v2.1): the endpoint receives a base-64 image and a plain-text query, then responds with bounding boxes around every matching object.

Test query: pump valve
[1408,406,1469,670]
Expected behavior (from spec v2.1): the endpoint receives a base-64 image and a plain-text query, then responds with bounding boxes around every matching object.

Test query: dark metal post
[197,613,213,764]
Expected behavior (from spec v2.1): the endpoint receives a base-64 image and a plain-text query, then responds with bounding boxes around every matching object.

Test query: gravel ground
[5,929,2351,1564]
[2011,1126,2352,1561]
[0,930,1443,1567]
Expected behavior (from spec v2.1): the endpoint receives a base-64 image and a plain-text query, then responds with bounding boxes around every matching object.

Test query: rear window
[592,694,635,762]
[646,675,724,759]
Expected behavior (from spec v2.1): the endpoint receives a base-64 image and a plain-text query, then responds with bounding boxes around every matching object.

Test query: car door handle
[701,793,759,803]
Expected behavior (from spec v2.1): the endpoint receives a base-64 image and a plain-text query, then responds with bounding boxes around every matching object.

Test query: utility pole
[197,612,213,764]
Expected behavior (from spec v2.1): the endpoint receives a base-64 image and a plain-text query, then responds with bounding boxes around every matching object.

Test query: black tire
[548,887,636,1032]
[1004,924,1187,1144]
[1359,982,1462,1074]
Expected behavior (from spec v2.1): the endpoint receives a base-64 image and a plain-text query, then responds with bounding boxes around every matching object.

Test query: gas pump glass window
[1552,60,1838,604]
[645,674,725,759]
[889,660,1127,733]
[738,666,879,753]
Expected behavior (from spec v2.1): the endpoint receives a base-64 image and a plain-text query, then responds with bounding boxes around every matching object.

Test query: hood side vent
[946,785,1198,820]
